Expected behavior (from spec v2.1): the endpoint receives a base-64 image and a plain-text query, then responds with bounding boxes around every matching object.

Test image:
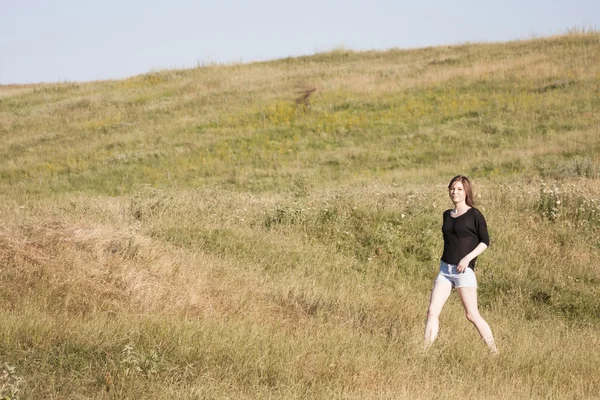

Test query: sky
[1,0,599,84]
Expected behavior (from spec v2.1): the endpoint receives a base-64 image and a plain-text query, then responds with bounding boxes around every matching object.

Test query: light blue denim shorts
[435,260,477,288]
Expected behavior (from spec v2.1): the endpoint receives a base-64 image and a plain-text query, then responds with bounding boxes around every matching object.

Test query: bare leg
[424,281,452,348]
[457,287,498,354]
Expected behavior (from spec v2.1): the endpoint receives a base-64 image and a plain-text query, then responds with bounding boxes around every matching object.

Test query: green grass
[1,31,600,398]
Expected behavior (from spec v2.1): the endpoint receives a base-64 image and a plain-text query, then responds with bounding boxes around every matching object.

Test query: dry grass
[1,31,600,398]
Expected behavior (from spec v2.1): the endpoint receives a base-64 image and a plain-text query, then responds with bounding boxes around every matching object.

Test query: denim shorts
[435,260,477,288]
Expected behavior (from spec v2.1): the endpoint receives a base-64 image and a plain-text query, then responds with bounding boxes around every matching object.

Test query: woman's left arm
[457,242,488,273]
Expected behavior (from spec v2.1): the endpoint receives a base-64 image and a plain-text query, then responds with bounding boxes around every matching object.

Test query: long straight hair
[448,175,475,207]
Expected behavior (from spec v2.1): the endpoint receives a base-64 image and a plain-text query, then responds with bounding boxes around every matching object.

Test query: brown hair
[448,175,475,207]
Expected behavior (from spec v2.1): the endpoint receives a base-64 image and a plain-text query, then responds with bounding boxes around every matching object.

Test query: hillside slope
[1,32,599,399]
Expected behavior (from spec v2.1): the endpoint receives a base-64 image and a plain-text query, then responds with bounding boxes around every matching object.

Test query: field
[1,31,599,398]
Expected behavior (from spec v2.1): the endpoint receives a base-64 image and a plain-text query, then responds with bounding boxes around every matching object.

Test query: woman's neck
[453,202,470,214]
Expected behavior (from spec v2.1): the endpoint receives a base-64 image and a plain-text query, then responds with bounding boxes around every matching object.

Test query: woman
[424,175,498,354]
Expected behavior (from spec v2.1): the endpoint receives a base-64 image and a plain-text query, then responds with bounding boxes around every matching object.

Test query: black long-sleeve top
[441,207,490,270]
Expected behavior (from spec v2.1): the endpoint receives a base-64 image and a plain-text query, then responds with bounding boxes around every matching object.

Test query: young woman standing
[424,175,498,354]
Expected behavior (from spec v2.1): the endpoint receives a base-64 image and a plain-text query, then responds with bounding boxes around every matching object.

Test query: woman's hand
[457,257,470,273]
[457,243,488,273]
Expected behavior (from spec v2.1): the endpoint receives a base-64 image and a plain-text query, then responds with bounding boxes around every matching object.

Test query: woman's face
[449,181,466,205]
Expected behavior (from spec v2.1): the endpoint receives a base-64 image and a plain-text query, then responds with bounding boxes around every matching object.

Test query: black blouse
[441,207,490,270]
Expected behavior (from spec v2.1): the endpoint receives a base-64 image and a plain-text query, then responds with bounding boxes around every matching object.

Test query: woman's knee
[465,311,482,324]
[427,307,441,319]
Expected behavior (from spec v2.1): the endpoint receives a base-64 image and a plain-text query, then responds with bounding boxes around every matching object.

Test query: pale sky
[1,0,598,84]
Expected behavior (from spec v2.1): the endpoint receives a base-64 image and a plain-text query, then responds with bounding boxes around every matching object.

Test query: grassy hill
[1,31,599,398]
